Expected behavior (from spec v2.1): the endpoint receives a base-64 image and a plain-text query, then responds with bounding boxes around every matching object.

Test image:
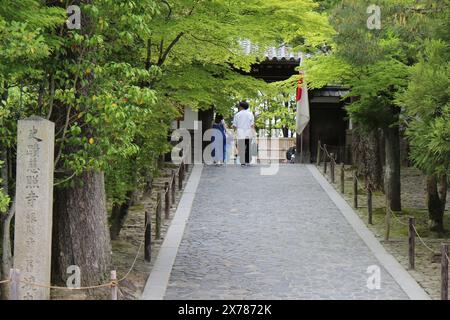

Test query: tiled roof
[311,87,350,97]
[240,40,304,62]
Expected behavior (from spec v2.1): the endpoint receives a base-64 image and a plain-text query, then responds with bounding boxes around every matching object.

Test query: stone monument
[13,116,55,300]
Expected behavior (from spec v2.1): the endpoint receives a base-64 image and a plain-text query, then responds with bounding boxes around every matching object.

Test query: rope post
[144,210,152,262]
[317,141,321,166]
[330,153,335,183]
[441,243,448,300]
[385,206,391,242]
[171,169,176,205]
[340,163,345,194]
[178,164,183,191]
[156,192,162,240]
[323,145,327,174]
[408,217,415,270]
[165,182,170,219]
[353,171,358,208]
[9,268,20,300]
[111,270,118,300]
[367,188,373,225]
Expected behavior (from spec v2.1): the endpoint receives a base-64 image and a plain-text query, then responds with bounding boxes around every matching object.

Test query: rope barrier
[322,146,334,163]
[118,237,145,283]
[377,195,442,257]
[319,144,338,172]
[388,208,409,227]
[13,236,146,291]
[385,204,441,257]
[2,160,189,294]
[321,148,438,251]
[153,159,188,204]
[318,142,450,296]
[412,225,439,255]
[18,279,115,291]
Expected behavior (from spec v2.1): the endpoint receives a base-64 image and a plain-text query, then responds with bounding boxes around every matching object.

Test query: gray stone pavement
[163,164,410,300]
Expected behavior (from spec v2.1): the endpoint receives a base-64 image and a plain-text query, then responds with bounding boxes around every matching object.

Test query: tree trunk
[49,0,112,295]
[384,124,401,211]
[52,171,111,292]
[282,126,289,138]
[1,85,9,196]
[0,148,8,197]
[352,128,384,191]
[268,119,272,138]
[1,199,15,300]
[0,147,9,299]
[439,175,448,213]
[426,175,447,232]
[109,190,134,240]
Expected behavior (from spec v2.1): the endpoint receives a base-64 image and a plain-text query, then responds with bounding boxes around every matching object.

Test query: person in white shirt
[225,127,235,164]
[232,101,255,166]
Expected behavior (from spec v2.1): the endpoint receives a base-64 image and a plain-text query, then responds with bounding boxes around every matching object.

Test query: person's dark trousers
[245,138,250,164]
[238,139,251,165]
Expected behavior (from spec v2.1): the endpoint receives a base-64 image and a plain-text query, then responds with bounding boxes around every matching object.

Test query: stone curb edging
[141,164,204,300]
[306,164,431,300]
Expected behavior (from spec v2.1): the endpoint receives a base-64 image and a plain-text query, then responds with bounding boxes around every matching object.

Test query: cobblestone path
[164,165,409,300]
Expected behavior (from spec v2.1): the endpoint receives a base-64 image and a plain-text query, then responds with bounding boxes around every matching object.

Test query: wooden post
[171,170,176,205]
[165,182,170,219]
[408,217,415,270]
[385,206,391,242]
[111,270,118,300]
[155,193,162,240]
[353,171,358,209]
[144,210,152,262]
[316,141,321,166]
[441,243,448,300]
[9,268,20,300]
[330,153,335,183]
[340,163,345,194]
[178,165,183,191]
[323,145,327,174]
[181,161,185,181]
[367,189,373,225]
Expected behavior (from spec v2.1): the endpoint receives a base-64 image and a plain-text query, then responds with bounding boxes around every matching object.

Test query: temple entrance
[173,45,351,164]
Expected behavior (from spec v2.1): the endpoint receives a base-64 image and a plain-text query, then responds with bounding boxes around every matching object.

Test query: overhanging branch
[157,32,185,66]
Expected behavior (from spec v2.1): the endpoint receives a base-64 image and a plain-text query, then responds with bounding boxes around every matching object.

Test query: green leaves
[0,0,335,207]
[397,39,450,176]
[303,54,354,89]
[145,0,332,114]
[303,0,431,132]
[0,1,65,81]
[0,160,10,213]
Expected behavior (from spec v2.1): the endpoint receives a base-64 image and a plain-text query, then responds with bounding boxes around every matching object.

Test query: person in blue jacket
[211,114,226,165]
